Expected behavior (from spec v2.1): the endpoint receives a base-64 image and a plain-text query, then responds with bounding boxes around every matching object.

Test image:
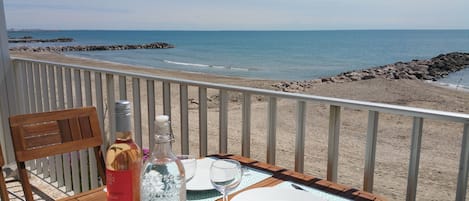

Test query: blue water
[8,30,469,86]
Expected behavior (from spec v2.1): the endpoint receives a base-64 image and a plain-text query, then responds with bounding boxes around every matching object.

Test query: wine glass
[177,155,197,182]
[210,159,243,201]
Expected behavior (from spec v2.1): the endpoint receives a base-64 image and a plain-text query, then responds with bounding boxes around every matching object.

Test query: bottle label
[106,169,133,201]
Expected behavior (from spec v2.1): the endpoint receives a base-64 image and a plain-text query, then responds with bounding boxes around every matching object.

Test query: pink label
[106,169,133,201]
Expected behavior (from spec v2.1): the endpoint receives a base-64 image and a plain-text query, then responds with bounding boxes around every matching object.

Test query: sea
[7,30,469,89]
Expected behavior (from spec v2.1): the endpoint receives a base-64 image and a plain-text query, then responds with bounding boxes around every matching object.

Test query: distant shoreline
[9,42,174,52]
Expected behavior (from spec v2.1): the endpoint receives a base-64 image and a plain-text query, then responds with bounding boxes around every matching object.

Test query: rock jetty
[273,52,469,92]
[9,42,174,52]
[8,37,74,43]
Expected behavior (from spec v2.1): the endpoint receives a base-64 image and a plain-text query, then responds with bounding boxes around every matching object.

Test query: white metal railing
[5,57,469,200]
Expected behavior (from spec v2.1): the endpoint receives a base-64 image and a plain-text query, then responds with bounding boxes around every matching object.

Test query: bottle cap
[155,115,171,143]
[115,100,131,132]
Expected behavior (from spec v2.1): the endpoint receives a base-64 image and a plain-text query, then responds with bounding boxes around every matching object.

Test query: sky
[3,0,469,30]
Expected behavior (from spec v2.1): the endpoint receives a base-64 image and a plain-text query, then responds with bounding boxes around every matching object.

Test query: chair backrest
[9,107,106,201]
[0,144,10,201]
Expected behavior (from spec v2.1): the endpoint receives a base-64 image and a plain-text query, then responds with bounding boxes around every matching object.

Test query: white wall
[0,0,16,163]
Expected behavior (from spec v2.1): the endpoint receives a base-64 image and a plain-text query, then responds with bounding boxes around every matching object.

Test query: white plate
[231,187,327,201]
[186,158,215,191]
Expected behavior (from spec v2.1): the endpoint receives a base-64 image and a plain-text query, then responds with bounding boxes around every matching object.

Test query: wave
[163,60,249,71]
[430,81,469,92]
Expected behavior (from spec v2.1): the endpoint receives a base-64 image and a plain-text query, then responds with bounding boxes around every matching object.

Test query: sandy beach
[10,51,469,200]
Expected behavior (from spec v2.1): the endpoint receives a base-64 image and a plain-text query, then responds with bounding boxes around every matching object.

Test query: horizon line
[7,28,469,32]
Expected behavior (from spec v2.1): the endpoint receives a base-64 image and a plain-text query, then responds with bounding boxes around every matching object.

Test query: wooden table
[58,154,386,201]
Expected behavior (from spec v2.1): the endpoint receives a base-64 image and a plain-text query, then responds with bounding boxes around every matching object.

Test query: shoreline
[426,80,469,92]
[9,51,469,201]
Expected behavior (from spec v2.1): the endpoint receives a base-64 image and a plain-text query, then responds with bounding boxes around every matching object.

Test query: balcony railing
[3,57,469,200]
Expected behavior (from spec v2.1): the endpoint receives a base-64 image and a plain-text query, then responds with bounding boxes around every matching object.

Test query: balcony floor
[3,167,69,201]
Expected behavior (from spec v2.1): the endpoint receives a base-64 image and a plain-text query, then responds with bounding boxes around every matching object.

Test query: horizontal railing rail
[6,57,469,200]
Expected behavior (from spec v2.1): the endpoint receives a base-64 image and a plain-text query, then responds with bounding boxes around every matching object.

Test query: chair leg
[17,162,34,201]
[94,146,106,185]
[0,172,9,201]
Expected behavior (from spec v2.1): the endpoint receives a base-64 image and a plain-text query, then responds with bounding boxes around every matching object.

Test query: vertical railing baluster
[65,68,73,108]
[41,64,50,112]
[14,61,27,114]
[241,93,251,157]
[44,64,55,181]
[95,70,105,184]
[30,62,41,179]
[456,123,469,201]
[364,111,379,192]
[95,72,105,149]
[198,87,208,157]
[119,75,127,100]
[56,67,65,109]
[295,101,306,173]
[180,84,189,154]
[132,78,142,147]
[266,97,277,164]
[48,65,57,110]
[327,105,341,182]
[35,63,45,174]
[14,61,30,170]
[64,67,73,192]
[84,71,92,106]
[163,81,171,116]
[84,70,98,189]
[23,62,34,177]
[27,62,35,114]
[25,62,36,170]
[406,117,424,201]
[73,69,89,192]
[34,63,43,112]
[74,69,83,107]
[94,72,106,186]
[25,62,35,170]
[56,66,65,187]
[40,64,51,176]
[107,74,116,143]
[219,90,228,154]
[147,80,156,151]
[71,150,80,193]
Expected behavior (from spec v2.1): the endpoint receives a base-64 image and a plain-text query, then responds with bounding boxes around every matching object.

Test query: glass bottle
[105,100,142,201]
[141,115,186,201]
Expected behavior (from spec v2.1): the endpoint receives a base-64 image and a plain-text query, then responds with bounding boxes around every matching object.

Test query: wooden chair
[0,144,10,201]
[9,107,106,201]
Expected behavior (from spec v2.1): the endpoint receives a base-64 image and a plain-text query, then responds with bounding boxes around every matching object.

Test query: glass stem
[223,193,229,201]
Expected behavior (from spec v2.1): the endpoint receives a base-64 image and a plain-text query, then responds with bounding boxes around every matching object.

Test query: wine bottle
[106,100,142,201]
[141,115,186,201]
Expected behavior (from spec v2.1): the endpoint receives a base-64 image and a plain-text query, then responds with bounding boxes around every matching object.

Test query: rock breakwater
[273,52,469,92]
[9,42,174,52]
[8,37,74,43]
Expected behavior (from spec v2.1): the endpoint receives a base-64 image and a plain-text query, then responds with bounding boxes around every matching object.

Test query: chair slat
[69,118,82,140]
[21,121,59,137]
[79,116,93,138]
[25,133,62,149]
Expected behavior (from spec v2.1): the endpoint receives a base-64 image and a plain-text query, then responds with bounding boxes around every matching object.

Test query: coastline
[9,51,469,201]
